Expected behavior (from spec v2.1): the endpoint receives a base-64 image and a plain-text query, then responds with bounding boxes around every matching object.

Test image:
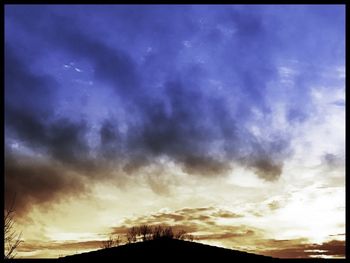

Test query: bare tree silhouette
[139,225,152,242]
[159,226,174,239]
[126,226,138,244]
[4,195,23,259]
[101,234,121,249]
[151,225,163,240]
[101,224,194,251]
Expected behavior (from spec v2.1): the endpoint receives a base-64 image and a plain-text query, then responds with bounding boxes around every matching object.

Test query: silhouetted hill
[60,239,275,262]
[8,240,340,262]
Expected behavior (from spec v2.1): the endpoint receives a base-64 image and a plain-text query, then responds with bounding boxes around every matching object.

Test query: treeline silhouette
[127,225,194,242]
[102,225,194,249]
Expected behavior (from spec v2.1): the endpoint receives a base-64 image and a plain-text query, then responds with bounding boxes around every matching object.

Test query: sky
[4,5,345,259]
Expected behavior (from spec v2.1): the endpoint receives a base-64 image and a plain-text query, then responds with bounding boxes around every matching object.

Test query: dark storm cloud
[5,5,345,195]
[181,155,231,177]
[251,159,283,181]
[6,108,92,171]
[99,120,122,159]
[4,46,52,113]
[4,43,99,214]
[5,46,92,170]
[49,6,283,179]
[124,78,239,177]
[4,153,87,216]
[51,24,141,99]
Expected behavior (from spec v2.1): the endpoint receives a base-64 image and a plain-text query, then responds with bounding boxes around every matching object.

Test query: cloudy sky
[4,5,345,259]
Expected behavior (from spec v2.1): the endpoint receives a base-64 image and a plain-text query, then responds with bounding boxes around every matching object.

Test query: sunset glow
[4,5,345,259]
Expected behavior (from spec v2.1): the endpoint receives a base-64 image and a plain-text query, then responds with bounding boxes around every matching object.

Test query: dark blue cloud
[5,5,345,186]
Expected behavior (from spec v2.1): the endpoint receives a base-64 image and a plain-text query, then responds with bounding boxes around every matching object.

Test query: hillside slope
[60,239,275,262]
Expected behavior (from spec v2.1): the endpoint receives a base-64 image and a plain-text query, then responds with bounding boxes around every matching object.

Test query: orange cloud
[14,207,345,259]
[258,239,345,258]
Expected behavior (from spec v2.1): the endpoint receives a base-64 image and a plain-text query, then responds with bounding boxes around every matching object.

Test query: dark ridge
[6,240,339,262]
[60,239,275,262]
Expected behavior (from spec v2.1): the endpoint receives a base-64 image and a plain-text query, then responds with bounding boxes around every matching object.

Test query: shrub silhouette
[185,234,194,242]
[174,229,186,240]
